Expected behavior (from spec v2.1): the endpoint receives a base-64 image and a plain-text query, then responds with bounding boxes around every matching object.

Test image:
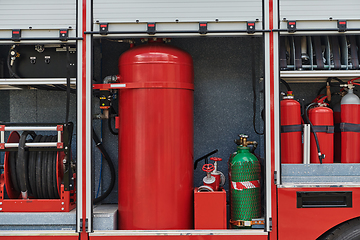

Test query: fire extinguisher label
[231,180,260,191]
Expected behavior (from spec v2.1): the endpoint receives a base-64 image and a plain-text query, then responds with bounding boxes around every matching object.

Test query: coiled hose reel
[3,124,74,200]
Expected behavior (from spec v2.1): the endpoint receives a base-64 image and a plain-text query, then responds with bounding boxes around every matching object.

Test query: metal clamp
[230,219,264,227]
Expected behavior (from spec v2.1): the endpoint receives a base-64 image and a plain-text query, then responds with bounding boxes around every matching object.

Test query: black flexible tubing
[280,79,292,92]
[65,45,71,125]
[317,77,345,96]
[252,40,264,135]
[7,47,20,79]
[194,149,218,170]
[305,103,324,164]
[108,106,118,135]
[92,128,116,204]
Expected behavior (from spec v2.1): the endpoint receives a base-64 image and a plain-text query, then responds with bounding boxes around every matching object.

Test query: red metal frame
[267,0,278,239]
[89,235,267,240]
[0,174,76,212]
[0,235,79,240]
[278,187,360,240]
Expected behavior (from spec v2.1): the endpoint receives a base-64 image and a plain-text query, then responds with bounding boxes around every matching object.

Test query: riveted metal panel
[0,0,76,30]
[93,0,262,23]
[280,0,360,21]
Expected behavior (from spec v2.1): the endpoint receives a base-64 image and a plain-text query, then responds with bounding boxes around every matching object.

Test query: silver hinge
[79,218,88,232]
[274,171,277,184]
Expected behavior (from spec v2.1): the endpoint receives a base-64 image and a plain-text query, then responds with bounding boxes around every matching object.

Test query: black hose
[65,45,71,125]
[252,40,264,135]
[108,106,118,135]
[305,103,324,164]
[280,79,292,92]
[194,149,218,170]
[92,128,116,204]
[317,77,345,96]
[7,47,20,79]
[16,131,36,194]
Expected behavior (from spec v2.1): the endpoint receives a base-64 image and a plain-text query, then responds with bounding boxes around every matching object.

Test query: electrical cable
[92,128,116,204]
[251,40,264,135]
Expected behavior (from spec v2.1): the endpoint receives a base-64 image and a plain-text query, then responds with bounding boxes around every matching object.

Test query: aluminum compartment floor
[0,204,117,231]
[281,164,360,185]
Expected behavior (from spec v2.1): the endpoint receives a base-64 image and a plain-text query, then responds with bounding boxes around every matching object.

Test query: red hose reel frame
[0,130,76,212]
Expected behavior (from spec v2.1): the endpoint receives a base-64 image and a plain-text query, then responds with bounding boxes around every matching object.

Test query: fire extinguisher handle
[202,164,215,173]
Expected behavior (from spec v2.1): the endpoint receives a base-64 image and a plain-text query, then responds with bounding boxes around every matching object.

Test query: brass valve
[234,134,258,149]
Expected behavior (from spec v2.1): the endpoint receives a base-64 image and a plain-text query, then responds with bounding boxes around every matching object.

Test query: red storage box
[194,188,227,229]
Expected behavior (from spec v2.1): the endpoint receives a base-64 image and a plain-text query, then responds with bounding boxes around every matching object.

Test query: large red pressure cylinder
[281,92,303,163]
[341,89,360,163]
[117,40,194,230]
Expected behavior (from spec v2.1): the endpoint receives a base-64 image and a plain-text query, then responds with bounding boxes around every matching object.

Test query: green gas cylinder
[229,134,261,228]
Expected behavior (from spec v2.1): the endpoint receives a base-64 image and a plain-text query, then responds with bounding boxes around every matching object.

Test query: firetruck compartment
[92,36,266,230]
[279,33,360,186]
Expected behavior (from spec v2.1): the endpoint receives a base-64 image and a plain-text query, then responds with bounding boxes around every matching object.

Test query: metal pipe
[5,126,58,131]
[84,30,271,35]
[5,142,58,148]
[0,78,76,85]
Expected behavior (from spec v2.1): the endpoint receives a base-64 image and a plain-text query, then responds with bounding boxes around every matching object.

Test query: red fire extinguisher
[341,78,360,163]
[306,96,334,164]
[281,91,303,163]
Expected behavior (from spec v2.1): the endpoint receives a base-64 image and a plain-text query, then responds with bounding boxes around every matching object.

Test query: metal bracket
[247,22,256,34]
[287,21,296,33]
[59,29,69,41]
[147,22,156,35]
[199,22,208,34]
[12,29,21,41]
[338,20,347,32]
[99,23,108,35]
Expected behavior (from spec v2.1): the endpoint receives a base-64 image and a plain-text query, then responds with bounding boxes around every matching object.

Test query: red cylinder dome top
[117,40,194,230]
[119,40,193,84]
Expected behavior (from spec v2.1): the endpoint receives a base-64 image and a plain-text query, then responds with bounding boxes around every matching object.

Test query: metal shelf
[280,70,360,83]
[0,78,76,86]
